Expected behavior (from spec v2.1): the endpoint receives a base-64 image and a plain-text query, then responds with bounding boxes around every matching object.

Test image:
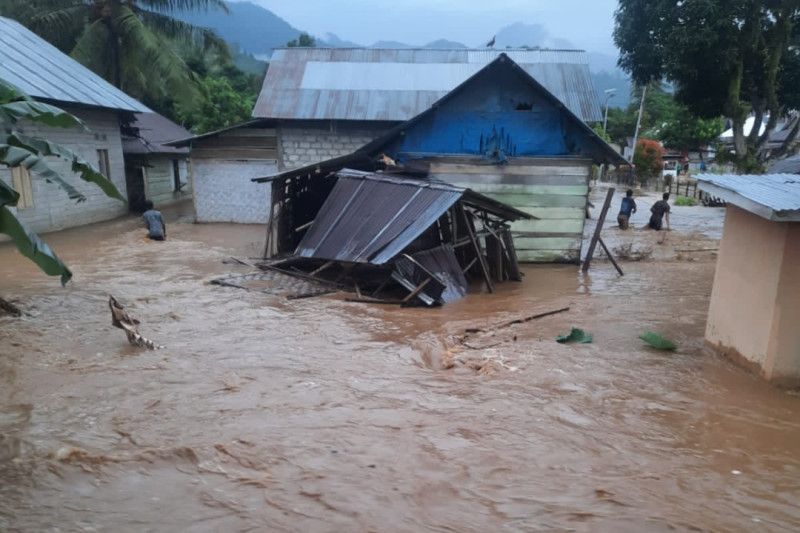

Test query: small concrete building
[0,16,149,234]
[122,112,192,211]
[168,121,277,224]
[698,173,800,387]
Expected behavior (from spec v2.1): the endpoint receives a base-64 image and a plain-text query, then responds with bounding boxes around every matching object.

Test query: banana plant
[0,79,125,285]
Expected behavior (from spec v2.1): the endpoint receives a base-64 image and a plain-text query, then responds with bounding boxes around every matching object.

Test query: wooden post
[459,204,494,293]
[598,237,624,276]
[500,227,522,281]
[486,233,503,282]
[582,188,615,272]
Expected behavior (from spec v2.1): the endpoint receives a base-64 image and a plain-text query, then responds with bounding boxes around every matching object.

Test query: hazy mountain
[178,2,630,108]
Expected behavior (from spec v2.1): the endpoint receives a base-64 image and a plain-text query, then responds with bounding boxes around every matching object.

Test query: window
[172,159,182,191]
[97,149,110,179]
[11,166,33,209]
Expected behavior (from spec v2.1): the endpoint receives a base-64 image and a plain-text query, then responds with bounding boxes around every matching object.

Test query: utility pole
[603,88,616,133]
[629,84,647,162]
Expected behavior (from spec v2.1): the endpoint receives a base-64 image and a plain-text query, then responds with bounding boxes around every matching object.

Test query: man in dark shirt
[142,200,166,241]
[617,189,637,229]
[649,192,671,231]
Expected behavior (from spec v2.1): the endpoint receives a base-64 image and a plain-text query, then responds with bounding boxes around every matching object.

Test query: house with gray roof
[122,112,192,212]
[253,47,604,172]
[0,16,149,234]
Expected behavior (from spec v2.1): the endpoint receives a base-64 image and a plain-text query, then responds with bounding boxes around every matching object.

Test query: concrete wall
[705,205,800,386]
[144,156,191,207]
[191,159,275,223]
[0,106,128,234]
[277,121,393,170]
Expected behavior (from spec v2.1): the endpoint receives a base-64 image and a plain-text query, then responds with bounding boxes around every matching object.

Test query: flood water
[1,198,799,532]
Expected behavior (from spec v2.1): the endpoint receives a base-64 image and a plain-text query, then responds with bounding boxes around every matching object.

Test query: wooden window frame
[97,149,111,179]
[10,166,34,209]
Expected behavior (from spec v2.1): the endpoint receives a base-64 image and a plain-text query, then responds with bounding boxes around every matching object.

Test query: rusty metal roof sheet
[254,48,602,122]
[697,173,800,221]
[0,17,148,112]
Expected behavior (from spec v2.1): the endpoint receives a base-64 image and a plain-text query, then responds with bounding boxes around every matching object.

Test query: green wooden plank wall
[431,161,591,263]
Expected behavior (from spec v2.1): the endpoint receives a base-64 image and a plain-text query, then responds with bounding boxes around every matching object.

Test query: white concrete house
[0,16,149,234]
[122,112,192,211]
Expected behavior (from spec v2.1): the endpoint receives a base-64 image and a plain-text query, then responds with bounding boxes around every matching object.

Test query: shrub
[674,196,697,206]
[633,138,664,185]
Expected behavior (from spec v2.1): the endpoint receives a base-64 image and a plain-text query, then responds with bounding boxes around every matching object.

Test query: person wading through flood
[617,189,637,229]
[142,200,166,241]
[649,192,671,243]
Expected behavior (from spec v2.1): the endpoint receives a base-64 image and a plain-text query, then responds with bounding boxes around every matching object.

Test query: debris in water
[0,297,22,317]
[108,295,163,350]
[639,332,677,351]
[556,328,593,344]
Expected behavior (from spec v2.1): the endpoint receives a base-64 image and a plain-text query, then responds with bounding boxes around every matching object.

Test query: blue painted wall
[383,64,603,163]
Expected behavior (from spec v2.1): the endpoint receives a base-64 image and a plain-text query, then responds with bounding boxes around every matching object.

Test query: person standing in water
[142,200,166,241]
[649,192,671,231]
[617,189,637,229]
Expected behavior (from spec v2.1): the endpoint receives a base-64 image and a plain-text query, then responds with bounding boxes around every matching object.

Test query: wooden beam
[581,188,615,273]
[500,227,522,282]
[459,204,494,293]
[401,277,432,304]
[597,237,624,277]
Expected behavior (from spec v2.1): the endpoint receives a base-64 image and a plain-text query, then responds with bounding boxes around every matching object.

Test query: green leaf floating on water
[639,332,677,351]
[556,328,593,344]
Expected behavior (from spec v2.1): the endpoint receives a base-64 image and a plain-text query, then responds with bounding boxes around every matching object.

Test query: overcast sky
[251,0,620,54]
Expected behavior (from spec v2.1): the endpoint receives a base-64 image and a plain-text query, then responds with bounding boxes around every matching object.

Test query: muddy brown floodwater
[1,196,799,532]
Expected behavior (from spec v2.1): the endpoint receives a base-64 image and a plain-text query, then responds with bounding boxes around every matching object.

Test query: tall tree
[0,0,229,108]
[614,0,800,170]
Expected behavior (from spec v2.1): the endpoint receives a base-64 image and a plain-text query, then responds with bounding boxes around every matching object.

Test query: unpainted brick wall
[277,122,393,170]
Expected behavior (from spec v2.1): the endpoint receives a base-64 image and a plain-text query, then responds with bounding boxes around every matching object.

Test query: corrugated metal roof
[254,48,602,122]
[0,16,148,112]
[295,170,462,264]
[697,173,800,221]
[122,112,191,155]
[767,154,800,174]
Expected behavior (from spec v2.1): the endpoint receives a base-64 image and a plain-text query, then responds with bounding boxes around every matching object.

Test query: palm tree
[0,0,229,105]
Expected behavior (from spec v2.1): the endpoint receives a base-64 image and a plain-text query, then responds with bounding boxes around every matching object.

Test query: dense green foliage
[614,0,800,168]
[605,84,724,154]
[0,81,124,285]
[0,0,264,134]
[287,32,316,47]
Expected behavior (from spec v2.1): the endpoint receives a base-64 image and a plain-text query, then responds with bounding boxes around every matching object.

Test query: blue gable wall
[383,64,603,162]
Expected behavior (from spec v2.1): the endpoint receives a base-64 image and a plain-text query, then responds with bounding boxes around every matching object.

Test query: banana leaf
[556,328,593,344]
[0,206,71,286]
[639,332,677,351]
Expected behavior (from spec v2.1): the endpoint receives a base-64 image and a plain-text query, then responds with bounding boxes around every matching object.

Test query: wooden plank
[197,136,278,149]
[517,249,581,263]
[511,218,585,234]
[582,188,615,273]
[192,149,278,160]
[410,155,594,167]
[511,206,586,219]
[222,128,277,137]
[513,237,583,251]
[430,164,591,176]
[479,193,588,208]
[500,227,521,281]
[598,237,624,276]
[433,173,588,186]
[459,204,494,293]
[456,183,589,195]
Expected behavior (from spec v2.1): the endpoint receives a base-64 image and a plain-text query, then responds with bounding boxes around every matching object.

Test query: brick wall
[0,106,128,234]
[277,121,394,170]
[191,159,275,223]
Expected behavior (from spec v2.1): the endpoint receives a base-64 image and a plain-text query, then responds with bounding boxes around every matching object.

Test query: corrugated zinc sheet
[295,171,462,264]
[431,159,592,263]
[697,173,800,221]
[122,112,191,155]
[254,48,602,122]
[767,155,800,174]
[0,16,148,112]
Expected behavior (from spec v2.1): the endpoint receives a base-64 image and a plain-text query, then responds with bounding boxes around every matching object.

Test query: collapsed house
[258,169,531,305]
